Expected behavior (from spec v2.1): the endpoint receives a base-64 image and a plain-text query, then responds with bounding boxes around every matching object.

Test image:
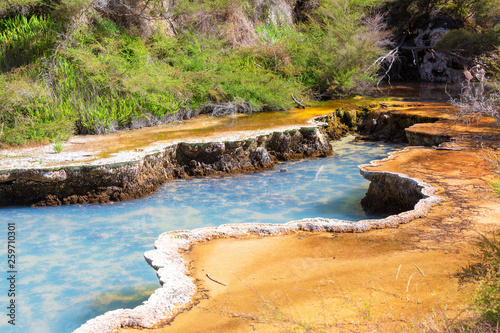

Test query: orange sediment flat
[0,99,371,170]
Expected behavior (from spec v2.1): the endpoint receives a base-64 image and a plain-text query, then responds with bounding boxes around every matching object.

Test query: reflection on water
[373,82,465,99]
[0,136,399,332]
[372,81,498,100]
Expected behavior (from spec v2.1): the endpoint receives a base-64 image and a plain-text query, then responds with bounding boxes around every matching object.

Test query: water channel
[0,135,400,333]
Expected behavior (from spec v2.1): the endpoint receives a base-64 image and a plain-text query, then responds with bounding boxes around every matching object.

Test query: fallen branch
[206,274,227,286]
[399,46,434,50]
[291,94,305,109]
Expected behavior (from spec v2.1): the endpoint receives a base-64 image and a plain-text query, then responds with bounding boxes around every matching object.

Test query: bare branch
[291,94,305,109]
[450,83,500,126]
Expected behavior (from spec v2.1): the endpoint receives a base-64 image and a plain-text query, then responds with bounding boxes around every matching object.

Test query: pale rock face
[92,0,297,38]
[418,49,467,83]
[412,26,486,83]
[414,27,448,47]
[92,0,176,37]
[250,0,296,26]
[413,27,458,82]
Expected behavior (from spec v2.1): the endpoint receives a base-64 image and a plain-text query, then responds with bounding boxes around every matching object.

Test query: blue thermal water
[0,137,400,332]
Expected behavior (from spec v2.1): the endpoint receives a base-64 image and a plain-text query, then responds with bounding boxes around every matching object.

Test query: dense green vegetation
[0,0,498,146]
[473,233,500,323]
[0,0,392,145]
[473,152,500,324]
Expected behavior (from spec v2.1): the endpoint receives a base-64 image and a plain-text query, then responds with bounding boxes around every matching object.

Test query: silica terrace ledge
[74,147,443,333]
[0,127,332,206]
[0,99,455,331]
[1,99,461,207]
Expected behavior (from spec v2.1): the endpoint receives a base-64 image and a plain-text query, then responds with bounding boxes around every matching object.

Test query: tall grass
[0,14,58,72]
[53,19,303,134]
[457,232,500,325]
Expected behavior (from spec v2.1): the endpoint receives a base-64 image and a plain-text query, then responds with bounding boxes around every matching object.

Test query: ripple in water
[0,136,400,332]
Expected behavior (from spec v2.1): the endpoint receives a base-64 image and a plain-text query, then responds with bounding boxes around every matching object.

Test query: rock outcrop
[360,170,425,215]
[358,103,444,143]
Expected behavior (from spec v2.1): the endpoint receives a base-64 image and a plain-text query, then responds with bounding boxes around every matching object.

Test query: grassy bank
[0,0,390,146]
[1,0,499,147]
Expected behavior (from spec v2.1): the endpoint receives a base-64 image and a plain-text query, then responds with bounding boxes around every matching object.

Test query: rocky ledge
[3,99,475,207]
[74,147,443,333]
[0,127,331,207]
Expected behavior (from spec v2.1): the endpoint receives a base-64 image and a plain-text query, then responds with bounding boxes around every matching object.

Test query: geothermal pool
[0,136,399,332]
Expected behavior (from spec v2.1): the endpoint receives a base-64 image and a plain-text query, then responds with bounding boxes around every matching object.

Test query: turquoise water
[0,137,399,332]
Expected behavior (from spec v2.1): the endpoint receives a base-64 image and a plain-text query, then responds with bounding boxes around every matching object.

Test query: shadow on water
[70,284,159,331]
[93,284,158,312]
[313,187,387,221]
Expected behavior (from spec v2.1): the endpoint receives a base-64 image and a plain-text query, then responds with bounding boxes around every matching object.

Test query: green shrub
[458,230,500,325]
[435,28,500,54]
[60,23,301,128]
[0,0,391,145]
[473,233,500,323]
[291,0,387,96]
[490,179,500,198]
[0,14,59,72]
[0,71,75,146]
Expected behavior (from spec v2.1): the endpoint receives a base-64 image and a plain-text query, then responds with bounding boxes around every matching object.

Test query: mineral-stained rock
[359,108,442,143]
[405,128,451,146]
[316,108,359,141]
[360,170,424,215]
[264,127,332,161]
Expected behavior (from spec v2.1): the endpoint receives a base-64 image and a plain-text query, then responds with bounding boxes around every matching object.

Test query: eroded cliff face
[0,127,331,207]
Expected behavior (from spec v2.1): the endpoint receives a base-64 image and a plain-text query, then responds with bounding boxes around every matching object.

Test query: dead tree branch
[206,274,227,286]
[291,94,305,109]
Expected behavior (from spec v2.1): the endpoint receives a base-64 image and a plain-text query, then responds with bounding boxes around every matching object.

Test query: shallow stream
[0,136,400,332]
